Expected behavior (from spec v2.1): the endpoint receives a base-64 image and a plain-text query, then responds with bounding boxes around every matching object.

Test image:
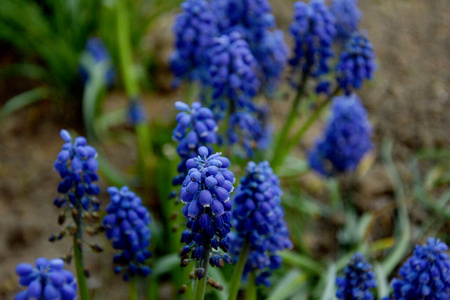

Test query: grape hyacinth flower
[179,146,235,276]
[103,186,152,281]
[336,32,376,94]
[227,109,272,157]
[210,0,287,94]
[231,161,293,286]
[209,31,259,110]
[53,129,100,213]
[172,101,218,186]
[308,94,373,177]
[79,37,115,87]
[330,0,362,41]
[127,97,147,126]
[289,0,336,81]
[390,238,450,299]
[15,258,77,300]
[170,0,217,86]
[336,253,377,300]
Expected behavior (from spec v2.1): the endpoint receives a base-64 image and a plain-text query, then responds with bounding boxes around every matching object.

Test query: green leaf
[320,264,336,300]
[267,269,306,300]
[278,250,324,275]
[277,156,309,177]
[374,263,390,299]
[0,87,49,124]
[208,267,228,300]
[152,254,179,277]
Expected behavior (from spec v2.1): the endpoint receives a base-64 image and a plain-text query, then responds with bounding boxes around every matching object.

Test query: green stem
[129,276,138,300]
[73,205,90,300]
[271,73,308,169]
[116,0,138,97]
[228,237,251,300]
[194,250,211,300]
[184,82,198,104]
[246,271,257,300]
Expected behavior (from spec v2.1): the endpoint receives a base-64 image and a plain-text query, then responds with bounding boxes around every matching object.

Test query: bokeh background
[0,0,449,299]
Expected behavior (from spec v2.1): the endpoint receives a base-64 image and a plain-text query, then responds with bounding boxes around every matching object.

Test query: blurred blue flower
[308,94,373,176]
[209,31,259,108]
[230,161,292,286]
[336,253,377,300]
[103,186,152,281]
[390,238,450,299]
[336,32,376,94]
[79,37,115,87]
[179,146,235,274]
[127,97,147,126]
[330,0,362,41]
[170,0,217,86]
[15,258,77,300]
[172,101,218,186]
[289,0,336,81]
[53,129,100,211]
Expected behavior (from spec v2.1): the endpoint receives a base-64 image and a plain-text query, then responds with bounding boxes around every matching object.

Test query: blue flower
[252,30,289,95]
[172,101,218,186]
[15,258,77,300]
[127,97,147,126]
[210,0,287,94]
[336,253,377,300]
[53,130,100,212]
[209,31,259,107]
[230,161,293,286]
[330,0,362,41]
[289,0,336,80]
[103,186,152,281]
[390,238,450,299]
[170,0,217,85]
[308,94,373,176]
[210,0,275,43]
[79,37,115,87]
[336,32,376,94]
[227,109,272,157]
[179,146,235,271]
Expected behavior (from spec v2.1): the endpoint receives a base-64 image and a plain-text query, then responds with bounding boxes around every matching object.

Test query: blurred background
[0,0,449,299]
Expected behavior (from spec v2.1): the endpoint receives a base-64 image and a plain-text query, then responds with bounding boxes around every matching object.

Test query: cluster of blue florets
[15,258,77,300]
[330,0,362,41]
[103,186,152,281]
[336,253,377,300]
[179,147,235,272]
[53,130,100,211]
[170,0,217,85]
[231,161,292,286]
[308,94,372,176]
[390,238,450,299]
[172,101,218,186]
[336,32,376,94]
[209,32,259,107]
[289,0,336,81]
[79,37,115,87]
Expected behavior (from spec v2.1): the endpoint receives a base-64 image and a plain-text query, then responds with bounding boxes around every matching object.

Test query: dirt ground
[0,0,449,299]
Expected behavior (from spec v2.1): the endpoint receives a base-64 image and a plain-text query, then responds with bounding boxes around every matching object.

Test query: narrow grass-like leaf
[320,264,336,300]
[374,263,389,299]
[267,269,306,300]
[0,87,49,124]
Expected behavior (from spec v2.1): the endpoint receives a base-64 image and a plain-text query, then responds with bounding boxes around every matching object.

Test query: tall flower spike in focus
[330,0,362,41]
[336,32,376,94]
[172,101,218,186]
[308,94,373,177]
[103,186,152,281]
[289,0,336,83]
[390,238,450,299]
[53,129,100,221]
[170,0,217,86]
[179,146,235,277]
[230,161,293,286]
[335,253,377,300]
[79,37,115,87]
[15,258,77,300]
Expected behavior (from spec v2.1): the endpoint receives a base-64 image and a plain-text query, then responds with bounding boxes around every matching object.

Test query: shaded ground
[1,0,449,299]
